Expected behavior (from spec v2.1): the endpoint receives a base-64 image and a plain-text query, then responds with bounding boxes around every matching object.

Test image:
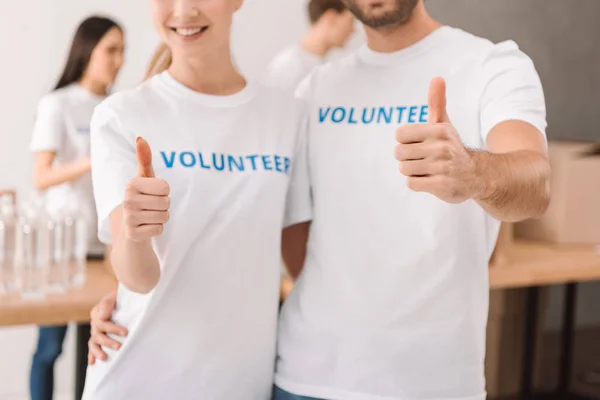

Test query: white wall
[0,0,334,398]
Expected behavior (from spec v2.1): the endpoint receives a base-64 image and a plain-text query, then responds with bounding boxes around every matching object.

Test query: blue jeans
[30,325,68,400]
[272,385,325,400]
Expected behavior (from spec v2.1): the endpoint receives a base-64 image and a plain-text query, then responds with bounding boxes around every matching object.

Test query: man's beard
[342,0,419,29]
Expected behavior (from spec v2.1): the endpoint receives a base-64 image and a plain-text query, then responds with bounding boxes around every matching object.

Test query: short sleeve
[283,110,313,228]
[294,72,314,102]
[90,103,137,244]
[479,41,547,141]
[30,95,65,152]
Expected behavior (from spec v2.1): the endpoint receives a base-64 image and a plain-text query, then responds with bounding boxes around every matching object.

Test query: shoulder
[93,78,163,128]
[37,87,71,114]
[99,78,159,115]
[444,27,534,70]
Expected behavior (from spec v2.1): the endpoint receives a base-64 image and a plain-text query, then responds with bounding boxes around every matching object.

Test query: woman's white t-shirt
[82,72,311,400]
[30,84,105,255]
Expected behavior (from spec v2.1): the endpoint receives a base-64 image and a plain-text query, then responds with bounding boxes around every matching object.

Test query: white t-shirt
[82,72,311,400]
[30,84,105,255]
[276,26,547,400]
[264,45,325,91]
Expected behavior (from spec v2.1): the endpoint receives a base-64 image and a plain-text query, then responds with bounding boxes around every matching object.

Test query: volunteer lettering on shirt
[160,151,292,174]
[318,105,428,124]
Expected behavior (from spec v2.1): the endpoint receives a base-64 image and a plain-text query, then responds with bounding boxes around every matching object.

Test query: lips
[170,26,209,37]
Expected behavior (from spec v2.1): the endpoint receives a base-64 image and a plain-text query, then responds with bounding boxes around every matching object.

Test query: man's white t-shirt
[83,72,311,400]
[30,84,105,255]
[276,26,547,400]
[265,45,325,91]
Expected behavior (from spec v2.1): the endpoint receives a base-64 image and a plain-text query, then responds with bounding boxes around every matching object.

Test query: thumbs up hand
[394,77,477,204]
[123,137,170,242]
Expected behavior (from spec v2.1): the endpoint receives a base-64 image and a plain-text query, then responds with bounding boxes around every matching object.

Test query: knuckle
[157,179,170,195]
[123,198,135,211]
[436,125,450,140]
[124,212,135,226]
[399,163,408,176]
[394,127,404,142]
[164,196,171,210]
[437,143,451,159]
[125,179,138,194]
[394,144,402,161]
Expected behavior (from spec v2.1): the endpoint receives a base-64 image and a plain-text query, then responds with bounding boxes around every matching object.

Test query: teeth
[176,28,202,36]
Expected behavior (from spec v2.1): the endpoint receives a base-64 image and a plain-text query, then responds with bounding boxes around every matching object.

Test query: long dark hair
[54,16,122,90]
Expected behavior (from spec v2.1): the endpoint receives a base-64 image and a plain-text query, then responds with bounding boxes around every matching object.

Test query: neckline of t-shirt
[357,25,453,66]
[155,71,257,107]
[70,84,106,102]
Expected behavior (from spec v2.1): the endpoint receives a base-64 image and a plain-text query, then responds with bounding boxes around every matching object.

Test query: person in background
[29,16,124,400]
[264,0,355,91]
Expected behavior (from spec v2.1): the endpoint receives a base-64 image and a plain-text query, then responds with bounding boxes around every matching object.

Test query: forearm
[282,222,310,280]
[472,149,551,222]
[35,158,90,190]
[110,223,160,294]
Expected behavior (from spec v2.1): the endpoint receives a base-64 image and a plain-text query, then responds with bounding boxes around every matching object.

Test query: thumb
[136,137,155,178]
[428,77,450,124]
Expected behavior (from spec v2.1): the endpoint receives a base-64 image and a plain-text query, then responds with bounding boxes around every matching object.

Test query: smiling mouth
[170,26,209,37]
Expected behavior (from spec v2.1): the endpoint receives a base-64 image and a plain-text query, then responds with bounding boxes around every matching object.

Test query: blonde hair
[144,43,172,80]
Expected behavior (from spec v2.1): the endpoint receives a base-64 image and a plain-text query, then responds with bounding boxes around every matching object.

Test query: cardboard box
[515,141,600,244]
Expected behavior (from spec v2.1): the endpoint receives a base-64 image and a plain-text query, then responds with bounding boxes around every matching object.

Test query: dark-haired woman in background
[28,16,124,400]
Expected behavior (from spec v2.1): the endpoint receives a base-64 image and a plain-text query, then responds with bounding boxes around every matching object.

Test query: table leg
[557,283,577,395]
[75,323,91,400]
[521,286,540,399]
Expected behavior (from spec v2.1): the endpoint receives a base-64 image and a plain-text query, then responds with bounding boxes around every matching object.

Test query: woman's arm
[33,151,91,190]
[107,138,169,294]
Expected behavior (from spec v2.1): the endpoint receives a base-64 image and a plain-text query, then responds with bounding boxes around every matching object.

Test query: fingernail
[136,137,141,144]
[112,344,119,350]
[121,330,128,336]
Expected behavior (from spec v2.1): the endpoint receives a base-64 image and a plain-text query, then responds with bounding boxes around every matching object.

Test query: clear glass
[0,195,18,294]
[71,216,88,286]
[17,217,45,300]
[0,219,17,294]
[46,216,67,293]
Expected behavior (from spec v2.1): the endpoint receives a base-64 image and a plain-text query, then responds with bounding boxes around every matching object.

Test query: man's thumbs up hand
[394,77,478,204]
[123,137,170,242]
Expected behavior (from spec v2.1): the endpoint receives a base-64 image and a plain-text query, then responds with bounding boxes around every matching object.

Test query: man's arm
[471,120,550,222]
[395,78,550,223]
[281,222,311,280]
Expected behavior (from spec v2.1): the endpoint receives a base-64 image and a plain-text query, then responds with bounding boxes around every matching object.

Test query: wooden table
[489,241,600,289]
[0,261,117,400]
[0,261,117,327]
[489,242,600,400]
